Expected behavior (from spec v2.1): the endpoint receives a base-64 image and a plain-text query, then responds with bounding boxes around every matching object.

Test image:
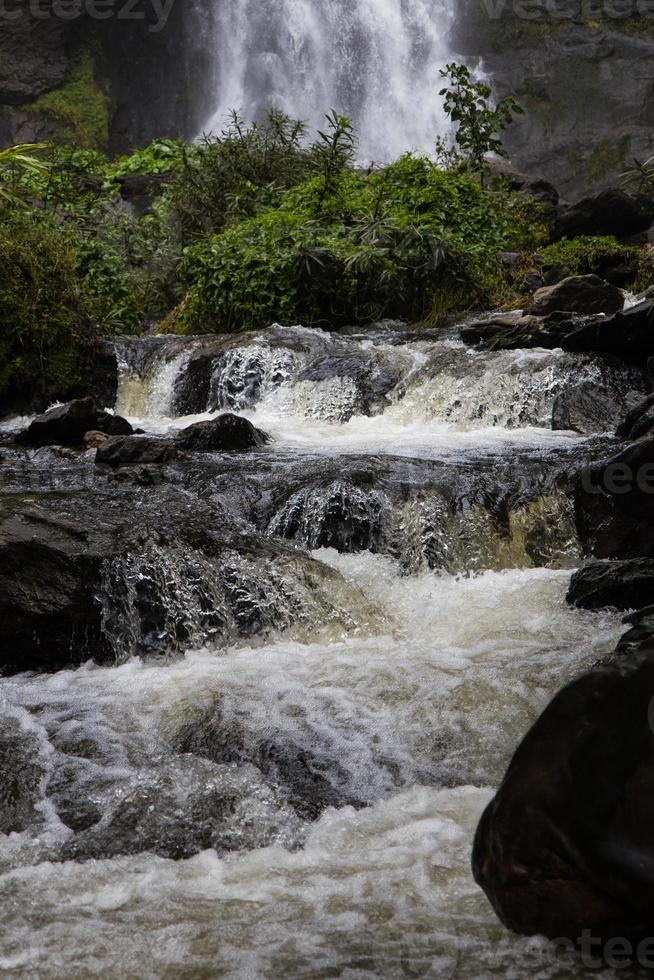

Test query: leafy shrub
[108,139,188,178]
[168,110,314,241]
[438,63,524,171]
[180,156,529,332]
[0,212,95,406]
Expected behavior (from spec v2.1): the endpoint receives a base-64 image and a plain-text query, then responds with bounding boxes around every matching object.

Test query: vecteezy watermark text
[0,0,176,32]
[481,0,654,20]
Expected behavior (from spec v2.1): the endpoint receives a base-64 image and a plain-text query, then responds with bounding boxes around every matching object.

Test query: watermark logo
[580,460,654,496]
[0,0,176,32]
[480,0,654,21]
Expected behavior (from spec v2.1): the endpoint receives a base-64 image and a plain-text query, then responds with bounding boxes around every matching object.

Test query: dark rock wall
[0,0,215,152]
[452,1,654,197]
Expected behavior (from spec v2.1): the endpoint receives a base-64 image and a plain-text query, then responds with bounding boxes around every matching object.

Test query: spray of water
[200,0,455,161]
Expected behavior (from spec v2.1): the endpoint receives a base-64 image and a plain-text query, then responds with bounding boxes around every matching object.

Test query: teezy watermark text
[0,0,176,32]
[481,0,654,20]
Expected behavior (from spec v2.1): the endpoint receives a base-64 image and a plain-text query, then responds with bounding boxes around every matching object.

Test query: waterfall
[200,0,455,161]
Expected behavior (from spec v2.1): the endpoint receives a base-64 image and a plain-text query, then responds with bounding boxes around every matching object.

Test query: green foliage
[8,144,108,216]
[27,53,110,152]
[0,211,94,404]
[621,154,654,196]
[541,236,639,277]
[108,139,188,178]
[438,63,524,171]
[181,156,530,332]
[312,111,356,211]
[0,143,49,208]
[168,109,313,241]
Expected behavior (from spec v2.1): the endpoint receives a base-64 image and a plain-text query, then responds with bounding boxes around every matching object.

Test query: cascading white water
[1,323,646,977]
[201,0,455,160]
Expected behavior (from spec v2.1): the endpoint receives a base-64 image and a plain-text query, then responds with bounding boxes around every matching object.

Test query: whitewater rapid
[0,323,639,977]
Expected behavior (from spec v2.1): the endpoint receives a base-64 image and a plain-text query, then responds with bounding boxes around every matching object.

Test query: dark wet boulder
[617,606,654,656]
[95,410,133,437]
[574,437,654,559]
[0,505,109,672]
[531,275,624,316]
[551,383,622,435]
[0,488,363,674]
[460,314,559,350]
[16,397,133,447]
[175,413,270,452]
[554,188,654,241]
[617,392,654,441]
[563,299,654,358]
[96,434,180,468]
[473,651,654,944]
[567,558,654,610]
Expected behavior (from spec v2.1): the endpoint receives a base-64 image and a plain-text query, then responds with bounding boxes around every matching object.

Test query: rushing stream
[0,323,641,978]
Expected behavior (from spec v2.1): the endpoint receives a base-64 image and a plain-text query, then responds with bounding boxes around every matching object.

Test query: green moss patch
[28,53,110,153]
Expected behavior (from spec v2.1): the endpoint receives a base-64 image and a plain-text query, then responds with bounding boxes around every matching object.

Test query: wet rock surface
[551,382,625,435]
[95,435,181,469]
[176,413,270,452]
[16,397,133,447]
[567,558,654,611]
[531,275,624,317]
[473,650,654,945]
[0,487,370,674]
[575,436,654,560]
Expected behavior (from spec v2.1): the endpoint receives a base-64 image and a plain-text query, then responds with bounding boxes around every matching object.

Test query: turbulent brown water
[0,323,640,978]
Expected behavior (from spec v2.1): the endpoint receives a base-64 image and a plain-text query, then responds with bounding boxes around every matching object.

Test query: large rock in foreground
[473,651,654,944]
[16,397,132,447]
[563,299,654,358]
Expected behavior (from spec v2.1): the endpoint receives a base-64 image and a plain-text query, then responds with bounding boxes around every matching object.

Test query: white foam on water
[0,555,623,978]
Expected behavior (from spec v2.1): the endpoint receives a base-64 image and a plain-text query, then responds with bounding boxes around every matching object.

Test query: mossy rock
[26,52,110,153]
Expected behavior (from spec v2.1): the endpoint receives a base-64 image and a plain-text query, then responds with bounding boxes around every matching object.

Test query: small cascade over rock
[111,325,647,436]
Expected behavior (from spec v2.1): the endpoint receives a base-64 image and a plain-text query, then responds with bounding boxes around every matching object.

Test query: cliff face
[0,0,214,153]
[452,1,654,197]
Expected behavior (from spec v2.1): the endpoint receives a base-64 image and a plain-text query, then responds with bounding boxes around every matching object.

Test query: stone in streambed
[473,651,654,945]
[460,314,556,350]
[532,275,624,316]
[554,188,654,241]
[551,382,622,435]
[16,397,133,447]
[563,299,654,358]
[567,558,654,610]
[84,430,110,449]
[616,392,654,441]
[175,413,270,452]
[574,437,654,560]
[96,435,180,468]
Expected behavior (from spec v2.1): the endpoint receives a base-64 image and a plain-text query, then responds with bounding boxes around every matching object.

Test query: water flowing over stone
[0,318,644,977]
[200,0,455,160]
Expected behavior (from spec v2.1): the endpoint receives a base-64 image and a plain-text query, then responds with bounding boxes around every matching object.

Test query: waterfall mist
[200,0,455,161]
